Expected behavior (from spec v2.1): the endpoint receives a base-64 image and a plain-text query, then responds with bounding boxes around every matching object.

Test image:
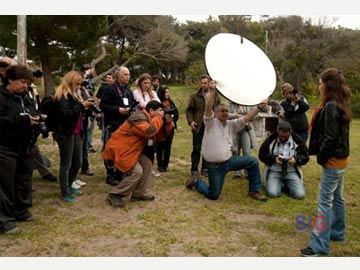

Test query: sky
[175,15,360,30]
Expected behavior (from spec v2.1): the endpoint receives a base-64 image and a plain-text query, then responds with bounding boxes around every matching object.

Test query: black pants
[156,137,173,170]
[0,146,34,232]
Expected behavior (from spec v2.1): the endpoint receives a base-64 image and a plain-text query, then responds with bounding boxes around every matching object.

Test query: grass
[0,85,359,258]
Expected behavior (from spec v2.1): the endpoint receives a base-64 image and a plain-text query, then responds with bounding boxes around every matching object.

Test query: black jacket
[259,131,309,167]
[0,86,37,150]
[309,101,350,166]
[280,96,309,133]
[99,82,135,128]
[55,93,84,136]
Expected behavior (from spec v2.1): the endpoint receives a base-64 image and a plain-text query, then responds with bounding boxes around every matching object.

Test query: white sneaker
[152,170,160,177]
[71,181,81,189]
[74,178,86,187]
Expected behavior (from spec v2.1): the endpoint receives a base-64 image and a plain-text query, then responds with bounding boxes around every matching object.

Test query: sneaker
[131,194,155,201]
[42,173,57,182]
[17,212,35,222]
[248,191,268,202]
[106,194,125,208]
[300,247,319,257]
[80,169,94,176]
[4,227,22,234]
[157,167,165,172]
[63,195,78,203]
[74,178,86,187]
[70,188,83,195]
[71,181,81,189]
[152,170,160,177]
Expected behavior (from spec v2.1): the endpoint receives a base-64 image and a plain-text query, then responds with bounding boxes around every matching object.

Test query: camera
[244,124,252,132]
[126,100,140,114]
[290,89,298,95]
[37,114,49,138]
[279,157,289,178]
[163,107,176,116]
[88,98,102,114]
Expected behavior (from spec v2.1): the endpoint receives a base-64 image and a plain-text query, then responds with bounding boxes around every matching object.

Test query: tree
[0,15,107,95]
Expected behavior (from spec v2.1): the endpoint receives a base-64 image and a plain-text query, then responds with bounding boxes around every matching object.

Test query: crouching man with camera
[103,100,167,208]
[258,121,309,199]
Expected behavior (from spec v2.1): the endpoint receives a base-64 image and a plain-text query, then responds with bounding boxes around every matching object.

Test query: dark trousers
[104,125,119,177]
[190,124,207,173]
[0,146,34,232]
[56,134,83,197]
[156,137,173,170]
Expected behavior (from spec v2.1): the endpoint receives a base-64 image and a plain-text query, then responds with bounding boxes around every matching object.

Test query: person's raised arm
[204,80,216,117]
[244,99,269,123]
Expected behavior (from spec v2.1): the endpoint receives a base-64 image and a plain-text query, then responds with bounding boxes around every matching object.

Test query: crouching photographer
[258,121,309,200]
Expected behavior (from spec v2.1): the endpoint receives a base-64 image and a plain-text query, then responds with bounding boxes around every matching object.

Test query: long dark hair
[157,84,169,102]
[320,68,352,123]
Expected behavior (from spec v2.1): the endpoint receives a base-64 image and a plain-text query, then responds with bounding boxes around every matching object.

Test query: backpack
[39,95,58,132]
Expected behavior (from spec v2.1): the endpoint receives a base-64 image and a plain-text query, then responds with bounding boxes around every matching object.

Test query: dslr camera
[163,107,176,116]
[126,100,140,114]
[278,155,289,178]
[88,98,102,114]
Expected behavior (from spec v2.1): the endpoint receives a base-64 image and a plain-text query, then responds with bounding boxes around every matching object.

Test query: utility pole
[17,15,27,65]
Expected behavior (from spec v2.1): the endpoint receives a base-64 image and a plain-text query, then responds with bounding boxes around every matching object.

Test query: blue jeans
[195,156,262,200]
[309,167,346,254]
[266,170,305,199]
[190,125,206,173]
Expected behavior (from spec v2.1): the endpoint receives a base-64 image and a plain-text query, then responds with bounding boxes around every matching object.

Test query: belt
[205,160,228,166]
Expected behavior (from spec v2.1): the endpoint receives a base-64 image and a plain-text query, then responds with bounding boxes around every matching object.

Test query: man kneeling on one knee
[186,80,268,202]
[259,121,309,199]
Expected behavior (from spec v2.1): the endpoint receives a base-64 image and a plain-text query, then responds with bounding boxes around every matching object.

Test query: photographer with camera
[228,102,259,179]
[99,66,135,186]
[155,85,179,172]
[279,82,310,143]
[258,121,309,200]
[80,64,97,154]
[27,70,58,182]
[0,65,37,234]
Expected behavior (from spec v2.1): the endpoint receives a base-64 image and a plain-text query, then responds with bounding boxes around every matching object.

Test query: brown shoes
[186,173,199,190]
[248,191,268,202]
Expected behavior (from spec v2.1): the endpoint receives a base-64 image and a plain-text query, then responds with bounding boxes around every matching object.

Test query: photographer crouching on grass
[103,100,173,208]
[258,121,309,200]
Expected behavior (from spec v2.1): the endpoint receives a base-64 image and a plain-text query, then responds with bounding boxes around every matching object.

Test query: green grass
[0,86,359,257]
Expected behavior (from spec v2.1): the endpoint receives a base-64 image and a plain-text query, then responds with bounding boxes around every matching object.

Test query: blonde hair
[54,71,83,102]
[138,73,154,99]
[281,82,294,95]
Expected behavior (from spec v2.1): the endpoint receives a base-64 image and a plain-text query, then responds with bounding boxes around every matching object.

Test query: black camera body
[163,107,176,116]
[279,157,289,178]
[126,100,140,114]
[36,114,49,138]
[87,98,102,114]
[290,89,298,95]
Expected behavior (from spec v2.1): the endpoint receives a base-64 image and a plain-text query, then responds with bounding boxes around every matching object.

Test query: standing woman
[53,71,91,203]
[156,85,179,172]
[300,68,352,256]
[133,73,160,112]
[0,65,36,234]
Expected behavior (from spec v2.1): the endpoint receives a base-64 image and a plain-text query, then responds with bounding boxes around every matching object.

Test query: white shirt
[202,112,245,163]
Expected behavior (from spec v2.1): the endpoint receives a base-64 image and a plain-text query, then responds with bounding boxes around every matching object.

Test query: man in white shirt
[186,81,268,202]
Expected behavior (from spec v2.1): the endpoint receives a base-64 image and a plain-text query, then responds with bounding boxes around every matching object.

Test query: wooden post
[17,15,27,65]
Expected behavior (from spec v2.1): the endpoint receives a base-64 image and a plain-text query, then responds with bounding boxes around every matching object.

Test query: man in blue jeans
[186,81,268,202]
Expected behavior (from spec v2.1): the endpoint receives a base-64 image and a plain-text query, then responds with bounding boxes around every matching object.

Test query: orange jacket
[103,109,163,173]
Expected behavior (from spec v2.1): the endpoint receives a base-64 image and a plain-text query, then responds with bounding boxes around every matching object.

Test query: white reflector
[205,33,276,105]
